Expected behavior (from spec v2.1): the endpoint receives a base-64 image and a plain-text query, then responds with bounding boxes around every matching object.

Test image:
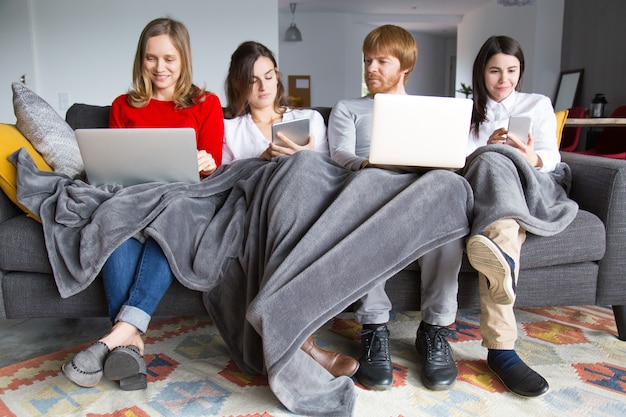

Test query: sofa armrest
[561,151,626,305]
[0,189,23,319]
[0,189,22,224]
[562,151,626,222]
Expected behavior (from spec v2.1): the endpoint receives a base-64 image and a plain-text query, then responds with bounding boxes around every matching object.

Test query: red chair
[577,105,626,159]
[559,106,585,152]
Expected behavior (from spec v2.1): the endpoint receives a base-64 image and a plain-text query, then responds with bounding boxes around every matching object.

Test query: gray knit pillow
[12,82,83,177]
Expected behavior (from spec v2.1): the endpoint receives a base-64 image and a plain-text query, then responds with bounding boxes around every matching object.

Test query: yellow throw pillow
[0,123,53,221]
[555,109,569,147]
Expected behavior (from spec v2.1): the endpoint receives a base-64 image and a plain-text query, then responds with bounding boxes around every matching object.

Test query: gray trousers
[354,237,463,327]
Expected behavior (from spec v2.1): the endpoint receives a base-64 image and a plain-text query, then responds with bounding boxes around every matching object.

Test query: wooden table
[564,118,626,127]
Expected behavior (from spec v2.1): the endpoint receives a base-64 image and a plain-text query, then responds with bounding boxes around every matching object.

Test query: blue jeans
[101,237,174,333]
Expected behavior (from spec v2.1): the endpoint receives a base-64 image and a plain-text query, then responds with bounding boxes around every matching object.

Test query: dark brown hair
[471,35,525,134]
[223,41,287,119]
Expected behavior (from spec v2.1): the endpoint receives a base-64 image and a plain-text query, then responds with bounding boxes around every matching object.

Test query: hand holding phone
[506,116,532,145]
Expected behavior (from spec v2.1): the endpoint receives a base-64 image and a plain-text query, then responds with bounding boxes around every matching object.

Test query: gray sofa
[1,103,625,342]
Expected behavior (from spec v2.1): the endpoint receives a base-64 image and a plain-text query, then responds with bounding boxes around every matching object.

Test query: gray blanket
[13,149,472,416]
[462,145,578,236]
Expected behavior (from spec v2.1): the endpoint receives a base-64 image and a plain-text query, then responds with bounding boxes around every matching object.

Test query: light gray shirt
[327,96,374,170]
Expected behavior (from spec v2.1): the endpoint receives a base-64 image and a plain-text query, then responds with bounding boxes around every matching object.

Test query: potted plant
[456,82,472,98]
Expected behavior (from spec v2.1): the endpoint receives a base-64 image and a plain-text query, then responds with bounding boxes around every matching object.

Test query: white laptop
[368,93,473,169]
[75,128,200,187]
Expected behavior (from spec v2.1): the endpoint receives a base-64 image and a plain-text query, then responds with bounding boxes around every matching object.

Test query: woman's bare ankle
[99,321,143,353]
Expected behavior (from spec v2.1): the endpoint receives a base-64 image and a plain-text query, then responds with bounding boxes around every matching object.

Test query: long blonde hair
[128,17,207,108]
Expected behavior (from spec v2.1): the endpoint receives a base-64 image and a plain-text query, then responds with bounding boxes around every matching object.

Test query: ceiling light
[284,3,302,42]
[497,0,536,5]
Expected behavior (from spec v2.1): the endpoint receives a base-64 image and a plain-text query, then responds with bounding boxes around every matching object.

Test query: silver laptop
[75,128,200,187]
[368,93,473,169]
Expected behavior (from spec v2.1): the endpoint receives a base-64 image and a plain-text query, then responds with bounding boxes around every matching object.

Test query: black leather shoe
[415,322,457,390]
[357,324,393,390]
[488,355,549,397]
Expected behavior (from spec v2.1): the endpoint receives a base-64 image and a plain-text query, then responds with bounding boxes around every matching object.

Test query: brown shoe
[301,335,359,378]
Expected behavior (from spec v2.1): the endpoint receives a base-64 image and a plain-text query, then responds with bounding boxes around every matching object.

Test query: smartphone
[272,118,310,147]
[506,116,532,145]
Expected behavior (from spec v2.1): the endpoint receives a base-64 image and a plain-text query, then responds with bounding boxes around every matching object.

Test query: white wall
[277,1,564,108]
[0,0,278,123]
[277,11,457,107]
[561,0,626,116]
[277,12,352,107]
[456,0,564,99]
[408,33,452,97]
[0,0,36,122]
[2,0,567,124]
[278,12,371,106]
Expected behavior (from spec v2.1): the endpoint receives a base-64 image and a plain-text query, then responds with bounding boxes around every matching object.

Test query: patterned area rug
[1,306,625,417]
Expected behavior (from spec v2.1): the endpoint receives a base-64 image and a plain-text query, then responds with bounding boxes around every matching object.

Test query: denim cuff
[115,305,151,333]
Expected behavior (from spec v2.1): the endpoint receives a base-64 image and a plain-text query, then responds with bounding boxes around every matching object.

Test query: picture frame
[553,69,584,112]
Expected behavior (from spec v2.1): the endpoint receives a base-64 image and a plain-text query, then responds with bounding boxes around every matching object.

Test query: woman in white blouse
[220,40,355,379]
[222,41,328,164]
[464,35,563,399]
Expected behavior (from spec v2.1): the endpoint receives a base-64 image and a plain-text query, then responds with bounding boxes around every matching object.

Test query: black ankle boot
[357,324,393,390]
[415,322,457,390]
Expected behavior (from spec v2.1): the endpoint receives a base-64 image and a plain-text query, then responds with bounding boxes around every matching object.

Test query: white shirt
[467,90,560,173]
[222,108,329,164]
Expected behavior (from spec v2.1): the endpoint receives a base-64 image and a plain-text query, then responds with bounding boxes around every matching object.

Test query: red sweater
[109,93,224,167]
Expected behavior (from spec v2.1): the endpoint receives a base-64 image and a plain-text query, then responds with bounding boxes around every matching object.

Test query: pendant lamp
[284,3,302,42]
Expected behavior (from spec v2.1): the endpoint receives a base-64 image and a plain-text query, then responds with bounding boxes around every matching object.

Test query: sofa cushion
[461,210,604,273]
[520,210,605,268]
[0,214,51,273]
[0,123,52,220]
[12,82,83,178]
[65,103,112,130]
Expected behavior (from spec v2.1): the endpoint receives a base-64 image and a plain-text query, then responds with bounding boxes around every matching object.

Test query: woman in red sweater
[62,17,223,391]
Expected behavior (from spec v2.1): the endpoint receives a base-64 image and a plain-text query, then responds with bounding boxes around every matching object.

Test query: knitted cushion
[12,82,83,178]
